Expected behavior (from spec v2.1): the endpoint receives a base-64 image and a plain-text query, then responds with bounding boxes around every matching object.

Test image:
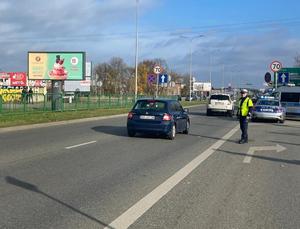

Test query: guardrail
[0,93,179,114]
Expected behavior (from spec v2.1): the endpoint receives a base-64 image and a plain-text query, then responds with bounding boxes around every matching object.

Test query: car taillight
[163,113,172,121]
[128,112,134,119]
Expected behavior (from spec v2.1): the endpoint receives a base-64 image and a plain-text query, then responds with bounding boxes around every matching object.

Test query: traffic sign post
[153,65,162,98]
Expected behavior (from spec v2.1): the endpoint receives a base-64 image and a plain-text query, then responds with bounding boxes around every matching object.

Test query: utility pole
[134,0,139,101]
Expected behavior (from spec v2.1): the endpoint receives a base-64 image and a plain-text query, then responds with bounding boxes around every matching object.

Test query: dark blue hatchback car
[127,99,190,140]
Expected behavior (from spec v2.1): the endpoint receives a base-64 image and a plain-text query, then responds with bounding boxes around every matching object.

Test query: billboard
[28,52,85,80]
[9,72,27,87]
[64,77,91,92]
[193,82,212,92]
[0,72,27,87]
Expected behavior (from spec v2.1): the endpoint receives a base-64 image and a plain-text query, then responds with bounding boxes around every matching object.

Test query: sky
[1,0,300,88]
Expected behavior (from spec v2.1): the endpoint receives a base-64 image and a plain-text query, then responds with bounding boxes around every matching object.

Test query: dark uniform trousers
[239,116,248,141]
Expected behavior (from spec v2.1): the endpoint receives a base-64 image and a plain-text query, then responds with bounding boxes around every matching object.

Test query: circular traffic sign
[264,72,272,83]
[270,61,282,72]
[153,65,162,74]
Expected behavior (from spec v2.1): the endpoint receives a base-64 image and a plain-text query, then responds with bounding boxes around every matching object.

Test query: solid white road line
[65,141,97,149]
[104,125,240,229]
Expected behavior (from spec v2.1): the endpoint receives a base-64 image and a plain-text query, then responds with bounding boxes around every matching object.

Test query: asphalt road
[0,105,299,229]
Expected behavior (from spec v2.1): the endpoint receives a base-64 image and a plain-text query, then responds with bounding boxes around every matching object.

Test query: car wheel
[183,120,190,134]
[127,129,135,137]
[227,110,234,117]
[206,109,211,116]
[167,124,176,140]
[279,119,285,124]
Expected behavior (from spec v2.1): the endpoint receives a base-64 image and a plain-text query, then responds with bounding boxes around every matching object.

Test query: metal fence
[0,93,178,114]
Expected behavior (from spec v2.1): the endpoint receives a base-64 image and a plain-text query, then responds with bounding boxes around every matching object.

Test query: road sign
[159,74,168,84]
[278,67,300,86]
[264,72,272,83]
[270,61,282,72]
[278,72,289,84]
[153,65,162,74]
[147,74,156,84]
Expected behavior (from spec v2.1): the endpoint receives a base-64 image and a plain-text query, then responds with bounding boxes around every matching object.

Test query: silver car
[252,98,286,123]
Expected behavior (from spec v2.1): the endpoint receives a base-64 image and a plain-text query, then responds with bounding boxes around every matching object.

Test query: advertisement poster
[0,72,27,87]
[9,72,27,87]
[28,80,47,87]
[28,52,85,80]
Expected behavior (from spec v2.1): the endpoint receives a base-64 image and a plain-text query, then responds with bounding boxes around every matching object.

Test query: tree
[294,54,300,67]
[94,57,131,95]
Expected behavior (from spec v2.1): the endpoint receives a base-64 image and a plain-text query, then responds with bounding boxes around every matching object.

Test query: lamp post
[181,34,204,102]
[134,0,139,101]
[209,49,220,85]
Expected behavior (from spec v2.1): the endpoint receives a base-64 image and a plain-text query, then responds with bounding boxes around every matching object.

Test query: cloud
[1,1,299,89]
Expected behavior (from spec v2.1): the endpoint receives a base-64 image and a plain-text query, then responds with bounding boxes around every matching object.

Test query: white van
[278,86,300,119]
[207,94,234,116]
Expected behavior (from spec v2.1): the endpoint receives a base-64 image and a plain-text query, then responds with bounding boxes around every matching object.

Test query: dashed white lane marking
[65,141,97,149]
[104,125,240,229]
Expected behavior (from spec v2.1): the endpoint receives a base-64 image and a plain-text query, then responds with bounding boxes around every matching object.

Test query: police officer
[237,89,253,144]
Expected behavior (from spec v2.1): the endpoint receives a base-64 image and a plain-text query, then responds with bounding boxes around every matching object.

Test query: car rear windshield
[210,95,230,100]
[134,100,167,111]
[257,100,279,106]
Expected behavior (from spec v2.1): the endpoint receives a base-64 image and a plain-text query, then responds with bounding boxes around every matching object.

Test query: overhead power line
[1,17,300,44]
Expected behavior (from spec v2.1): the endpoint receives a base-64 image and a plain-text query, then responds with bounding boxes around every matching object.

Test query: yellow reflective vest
[238,97,253,117]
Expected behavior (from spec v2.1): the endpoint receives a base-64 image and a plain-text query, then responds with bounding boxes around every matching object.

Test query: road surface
[0,105,299,229]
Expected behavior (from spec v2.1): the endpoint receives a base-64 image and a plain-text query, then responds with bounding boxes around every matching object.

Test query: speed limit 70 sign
[153,65,162,74]
[270,61,282,72]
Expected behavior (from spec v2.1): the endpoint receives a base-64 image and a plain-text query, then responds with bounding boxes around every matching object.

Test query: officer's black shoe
[239,139,248,144]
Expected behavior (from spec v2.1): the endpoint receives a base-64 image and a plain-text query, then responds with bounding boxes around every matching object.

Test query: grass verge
[0,100,205,128]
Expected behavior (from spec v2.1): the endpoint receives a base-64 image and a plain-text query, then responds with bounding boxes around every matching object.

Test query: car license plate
[261,109,273,112]
[140,115,155,120]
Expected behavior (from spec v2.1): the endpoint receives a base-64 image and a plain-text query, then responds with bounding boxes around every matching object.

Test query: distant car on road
[206,93,234,116]
[252,98,285,123]
[127,99,190,140]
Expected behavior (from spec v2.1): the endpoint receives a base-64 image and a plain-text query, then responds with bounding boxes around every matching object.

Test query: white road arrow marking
[243,144,286,163]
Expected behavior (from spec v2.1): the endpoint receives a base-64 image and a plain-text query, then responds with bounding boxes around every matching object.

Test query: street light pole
[181,34,204,102]
[134,0,139,101]
[189,43,192,101]
[222,64,225,92]
[209,54,212,84]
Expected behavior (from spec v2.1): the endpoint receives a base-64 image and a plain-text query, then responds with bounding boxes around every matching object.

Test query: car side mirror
[183,108,189,113]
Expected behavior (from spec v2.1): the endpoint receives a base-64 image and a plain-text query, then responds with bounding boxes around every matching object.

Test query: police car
[252,96,286,123]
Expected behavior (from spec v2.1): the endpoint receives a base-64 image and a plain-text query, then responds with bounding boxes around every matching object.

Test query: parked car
[206,94,234,116]
[252,98,286,123]
[127,99,190,140]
